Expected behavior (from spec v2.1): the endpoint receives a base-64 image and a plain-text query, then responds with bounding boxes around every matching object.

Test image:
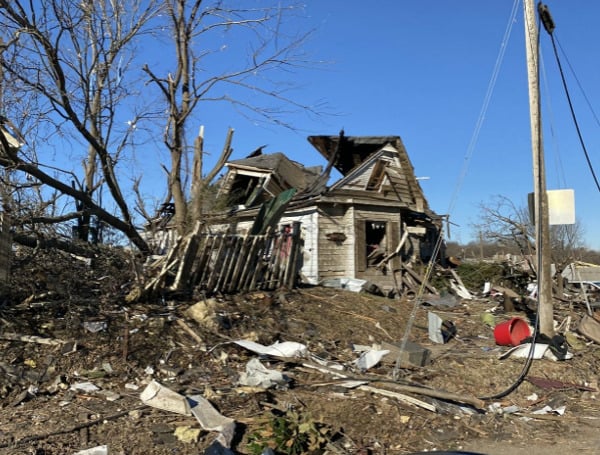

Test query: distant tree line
[445,195,600,267]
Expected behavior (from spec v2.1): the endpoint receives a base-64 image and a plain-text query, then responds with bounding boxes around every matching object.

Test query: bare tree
[0,0,322,252]
[474,194,585,272]
[0,0,161,253]
[143,0,319,234]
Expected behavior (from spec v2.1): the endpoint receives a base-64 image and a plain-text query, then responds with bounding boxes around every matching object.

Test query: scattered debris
[140,380,191,415]
[353,346,390,370]
[428,312,456,344]
[73,446,108,455]
[2,235,600,453]
[526,376,597,392]
[237,358,289,389]
[233,339,308,358]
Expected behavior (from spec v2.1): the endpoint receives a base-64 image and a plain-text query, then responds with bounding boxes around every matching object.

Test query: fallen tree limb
[370,381,485,410]
[0,333,66,346]
[300,360,485,410]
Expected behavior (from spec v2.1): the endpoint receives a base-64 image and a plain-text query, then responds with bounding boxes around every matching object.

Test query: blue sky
[134,1,600,249]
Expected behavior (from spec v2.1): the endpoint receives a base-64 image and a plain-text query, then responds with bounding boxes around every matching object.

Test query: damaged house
[213,133,444,294]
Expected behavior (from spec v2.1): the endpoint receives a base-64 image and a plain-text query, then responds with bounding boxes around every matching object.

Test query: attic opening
[366,221,387,267]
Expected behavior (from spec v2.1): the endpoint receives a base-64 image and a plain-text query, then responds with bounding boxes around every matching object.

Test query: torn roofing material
[221,152,323,206]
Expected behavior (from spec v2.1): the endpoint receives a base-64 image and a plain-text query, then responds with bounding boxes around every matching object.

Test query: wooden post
[285,222,302,288]
[524,0,554,337]
[190,126,204,223]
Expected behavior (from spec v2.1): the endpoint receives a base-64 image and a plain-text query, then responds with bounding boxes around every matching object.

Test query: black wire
[542,10,600,192]
[556,38,600,130]
[478,313,540,401]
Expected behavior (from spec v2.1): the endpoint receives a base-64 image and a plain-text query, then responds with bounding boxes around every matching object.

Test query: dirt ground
[1,246,600,455]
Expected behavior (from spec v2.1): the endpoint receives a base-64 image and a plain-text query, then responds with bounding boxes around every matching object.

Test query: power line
[539,2,600,193]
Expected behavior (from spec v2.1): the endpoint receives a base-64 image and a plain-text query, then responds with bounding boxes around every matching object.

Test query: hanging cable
[393,0,522,382]
[445,0,520,217]
[539,2,600,193]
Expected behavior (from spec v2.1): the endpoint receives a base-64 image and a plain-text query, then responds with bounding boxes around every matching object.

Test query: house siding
[317,204,355,280]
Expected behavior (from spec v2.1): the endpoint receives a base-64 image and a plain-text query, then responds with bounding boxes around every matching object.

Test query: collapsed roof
[218,152,322,207]
[308,133,407,176]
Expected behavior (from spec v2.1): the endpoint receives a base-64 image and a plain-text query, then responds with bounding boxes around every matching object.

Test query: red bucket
[493,317,531,346]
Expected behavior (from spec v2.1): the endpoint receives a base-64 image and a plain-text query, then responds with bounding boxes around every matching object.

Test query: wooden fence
[138,222,303,298]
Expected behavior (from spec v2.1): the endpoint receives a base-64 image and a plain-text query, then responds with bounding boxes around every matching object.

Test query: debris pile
[1,245,600,454]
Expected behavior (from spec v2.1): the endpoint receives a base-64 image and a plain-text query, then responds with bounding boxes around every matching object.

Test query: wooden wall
[317,204,355,280]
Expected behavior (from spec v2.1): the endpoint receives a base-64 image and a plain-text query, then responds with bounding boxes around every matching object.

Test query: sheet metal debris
[353,346,390,370]
[498,343,573,361]
[139,380,236,448]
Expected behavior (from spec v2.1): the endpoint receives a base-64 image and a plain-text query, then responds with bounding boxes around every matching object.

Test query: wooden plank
[248,236,269,291]
[170,223,202,291]
[227,235,249,292]
[215,235,238,291]
[238,235,260,290]
[195,235,216,287]
[284,222,302,288]
[206,235,227,291]
[354,219,366,272]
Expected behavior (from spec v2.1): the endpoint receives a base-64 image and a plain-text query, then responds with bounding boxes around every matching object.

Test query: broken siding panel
[392,138,428,211]
[279,208,319,284]
[338,167,371,191]
[335,157,393,192]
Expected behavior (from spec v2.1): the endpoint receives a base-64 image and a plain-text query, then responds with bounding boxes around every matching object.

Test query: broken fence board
[153,227,302,295]
[170,227,202,291]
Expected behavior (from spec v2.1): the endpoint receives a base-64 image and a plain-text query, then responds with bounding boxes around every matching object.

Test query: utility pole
[524,0,554,337]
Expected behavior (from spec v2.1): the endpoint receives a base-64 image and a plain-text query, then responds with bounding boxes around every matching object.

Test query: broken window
[366,221,387,267]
